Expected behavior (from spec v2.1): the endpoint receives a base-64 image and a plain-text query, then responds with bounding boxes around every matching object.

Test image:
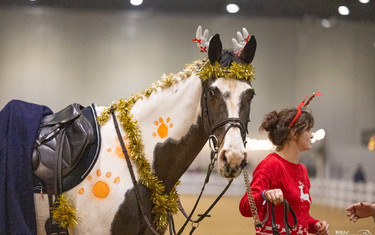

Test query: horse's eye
[249,93,254,100]
[248,90,255,101]
[208,89,216,98]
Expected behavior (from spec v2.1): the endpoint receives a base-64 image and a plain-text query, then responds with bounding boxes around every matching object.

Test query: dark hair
[259,108,314,151]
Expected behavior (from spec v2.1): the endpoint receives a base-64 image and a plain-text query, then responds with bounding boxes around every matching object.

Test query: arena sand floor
[166,195,375,234]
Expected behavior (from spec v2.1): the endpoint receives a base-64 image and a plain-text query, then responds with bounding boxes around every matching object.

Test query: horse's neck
[131,74,208,192]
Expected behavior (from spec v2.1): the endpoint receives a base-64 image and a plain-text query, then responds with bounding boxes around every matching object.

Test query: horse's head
[197,27,257,179]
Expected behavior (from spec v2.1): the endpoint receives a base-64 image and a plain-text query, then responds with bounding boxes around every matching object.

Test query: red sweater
[239,153,319,234]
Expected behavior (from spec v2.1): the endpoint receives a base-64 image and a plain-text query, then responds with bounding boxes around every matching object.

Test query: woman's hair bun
[260,111,278,132]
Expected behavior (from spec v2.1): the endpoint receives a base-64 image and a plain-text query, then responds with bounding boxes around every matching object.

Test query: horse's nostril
[223,155,228,164]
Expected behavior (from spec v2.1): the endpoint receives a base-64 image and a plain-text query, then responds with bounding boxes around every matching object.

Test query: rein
[173,139,233,235]
[243,168,298,234]
[270,200,297,235]
[111,108,160,235]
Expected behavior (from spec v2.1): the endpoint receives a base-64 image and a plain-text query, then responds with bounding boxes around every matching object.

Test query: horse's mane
[134,50,252,102]
[220,50,244,67]
[97,52,254,126]
[141,59,205,98]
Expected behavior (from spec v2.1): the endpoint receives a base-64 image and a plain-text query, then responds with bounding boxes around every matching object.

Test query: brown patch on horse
[153,121,208,193]
[111,184,159,235]
[110,120,208,234]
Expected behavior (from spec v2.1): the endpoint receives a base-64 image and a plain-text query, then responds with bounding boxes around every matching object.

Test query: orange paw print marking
[78,169,120,199]
[115,136,130,159]
[153,117,173,138]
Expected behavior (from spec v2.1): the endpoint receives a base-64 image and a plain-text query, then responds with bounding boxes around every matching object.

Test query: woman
[239,94,329,234]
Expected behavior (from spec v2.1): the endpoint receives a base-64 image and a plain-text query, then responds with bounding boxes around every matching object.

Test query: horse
[32,26,257,235]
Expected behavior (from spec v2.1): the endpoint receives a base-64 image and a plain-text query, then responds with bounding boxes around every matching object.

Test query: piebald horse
[34,26,257,234]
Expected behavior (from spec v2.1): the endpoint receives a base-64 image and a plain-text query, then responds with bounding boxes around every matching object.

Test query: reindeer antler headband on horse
[193,26,256,83]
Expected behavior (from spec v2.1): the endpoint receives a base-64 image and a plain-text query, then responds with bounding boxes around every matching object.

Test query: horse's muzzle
[218,150,247,178]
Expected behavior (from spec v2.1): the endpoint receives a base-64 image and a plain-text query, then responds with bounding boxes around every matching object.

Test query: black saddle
[32,103,101,234]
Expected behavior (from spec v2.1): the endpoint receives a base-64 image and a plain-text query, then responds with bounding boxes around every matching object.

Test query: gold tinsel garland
[51,194,79,228]
[199,61,255,82]
[99,98,179,232]
[96,59,255,231]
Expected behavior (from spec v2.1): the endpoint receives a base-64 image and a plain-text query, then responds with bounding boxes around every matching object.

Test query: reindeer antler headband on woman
[288,92,322,128]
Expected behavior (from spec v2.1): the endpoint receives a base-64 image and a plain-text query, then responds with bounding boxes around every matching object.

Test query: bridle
[172,81,251,235]
[201,82,249,150]
[166,81,250,234]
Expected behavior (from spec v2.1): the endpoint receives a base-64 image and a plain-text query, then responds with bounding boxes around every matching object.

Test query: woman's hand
[346,202,375,222]
[314,221,329,234]
[264,189,284,206]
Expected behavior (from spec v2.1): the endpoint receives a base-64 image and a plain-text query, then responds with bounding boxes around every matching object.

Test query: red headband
[288,92,322,128]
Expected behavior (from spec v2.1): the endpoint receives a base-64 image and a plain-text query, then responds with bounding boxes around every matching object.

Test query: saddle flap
[41,103,83,126]
[32,104,96,192]
[61,115,95,174]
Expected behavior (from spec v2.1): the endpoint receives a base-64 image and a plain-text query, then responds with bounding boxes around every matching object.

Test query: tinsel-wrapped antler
[192,26,210,53]
[232,28,250,55]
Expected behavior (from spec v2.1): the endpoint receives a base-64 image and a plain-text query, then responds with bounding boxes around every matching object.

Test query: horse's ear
[240,36,257,64]
[208,34,222,64]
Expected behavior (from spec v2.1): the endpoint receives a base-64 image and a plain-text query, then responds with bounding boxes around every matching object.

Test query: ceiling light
[338,6,350,15]
[359,0,370,3]
[226,3,240,14]
[130,0,143,6]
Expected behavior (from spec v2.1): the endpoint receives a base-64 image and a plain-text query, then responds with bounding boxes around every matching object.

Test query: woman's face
[297,129,313,151]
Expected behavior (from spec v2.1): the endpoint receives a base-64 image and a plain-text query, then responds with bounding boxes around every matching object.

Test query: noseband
[201,83,248,150]
[211,118,247,142]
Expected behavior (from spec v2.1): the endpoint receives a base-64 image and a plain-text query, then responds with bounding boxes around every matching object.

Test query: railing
[310,179,375,209]
[180,173,375,210]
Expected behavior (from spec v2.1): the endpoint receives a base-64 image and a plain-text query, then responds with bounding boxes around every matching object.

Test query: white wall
[1,7,374,180]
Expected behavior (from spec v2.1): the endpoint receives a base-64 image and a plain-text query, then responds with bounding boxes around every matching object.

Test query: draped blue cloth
[0,100,52,235]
